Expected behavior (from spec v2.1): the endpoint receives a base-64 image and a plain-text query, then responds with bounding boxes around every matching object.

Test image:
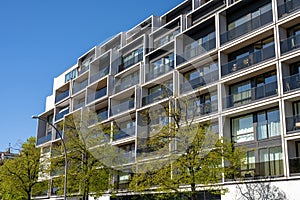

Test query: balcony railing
[220,10,273,44]
[227,160,284,180]
[142,89,173,106]
[89,110,108,125]
[280,34,300,54]
[146,63,174,81]
[114,126,135,140]
[222,44,275,76]
[119,53,143,73]
[224,81,278,108]
[283,73,300,92]
[185,100,218,119]
[87,87,107,104]
[55,108,69,121]
[181,69,219,93]
[55,90,69,103]
[78,65,89,76]
[184,37,216,60]
[289,157,300,174]
[73,102,85,111]
[90,67,109,83]
[285,114,300,133]
[114,76,139,94]
[37,133,52,145]
[73,80,88,94]
[110,100,134,116]
[278,0,300,18]
[153,29,180,49]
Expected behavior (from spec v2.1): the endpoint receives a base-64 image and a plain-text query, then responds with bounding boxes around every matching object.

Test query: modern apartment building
[34,0,300,199]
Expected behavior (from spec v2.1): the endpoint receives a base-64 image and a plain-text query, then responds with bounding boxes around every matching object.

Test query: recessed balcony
[142,89,172,106]
[110,100,135,116]
[186,100,218,119]
[221,44,275,76]
[181,69,219,93]
[36,134,52,145]
[289,157,300,174]
[220,9,273,44]
[73,79,88,94]
[283,73,300,92]
[115,76,139,94]
[278,0,300,18]
[184,37,216,60]
[90,67,109,84]
[55,108,69,121]
[280,34,300,54]
[55,90,69,103]
[114,126,135,141]
[146,64,174,81]
[224,81,278,109]
[285,114,300,133]
[87,87,107,104]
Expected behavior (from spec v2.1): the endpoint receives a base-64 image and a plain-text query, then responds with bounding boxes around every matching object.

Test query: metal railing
[185,100,218,119]
[224,81,277,108]
[142,89,173,106]
[221,44,275,76]
[55,90,69,103]
[78,65,89,76]
[181,69,219,93]
[220,10,273,44]
[73,102,85,111]
[110,100,134,116]
[184,37,216,60]
[87,87,107,104]
[280,34,300,54]
[278,0,300,18]
[37,133,52,145]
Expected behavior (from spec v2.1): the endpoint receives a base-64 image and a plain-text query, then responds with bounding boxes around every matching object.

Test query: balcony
[90,67,109,83]
[115,76,139,94]
[285,115,300,133]
[222,44,275,76]
[73,80,88,94]
[186,100,218,119]
[89,110,108,125]
[181,70,219,93]
[36,133,52,145]
[55,90,69,103]
[87,87,107,104]
[224,81,278,108]
[142,89,173,106]
[220,10,273,44]
[78,65,89,76]
[289,157,300,174]
[283,73,300,92]
[114,126,135,141]
[153,29,180,49]
[184,37,216,60]
[146,64,174,81]
[280,34,300,54]
[278,0,300,18]
[119,53,143,73]
[110,100,134,116]
[55,108,69,121]
[73,102,85,111]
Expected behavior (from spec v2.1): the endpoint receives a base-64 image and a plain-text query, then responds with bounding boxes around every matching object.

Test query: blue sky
[0,0,183,152]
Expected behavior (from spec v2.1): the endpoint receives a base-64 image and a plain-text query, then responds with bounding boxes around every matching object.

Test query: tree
[129,95,246,200]
[0,137,44,200]
[50,109,114,200]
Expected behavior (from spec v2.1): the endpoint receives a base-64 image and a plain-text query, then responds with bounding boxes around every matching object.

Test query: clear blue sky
[0,0,184,152]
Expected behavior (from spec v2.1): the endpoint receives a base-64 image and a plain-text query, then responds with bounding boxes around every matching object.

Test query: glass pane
[269,146,283,176]
[267,109,281,137]
[259,148,269,176]
[232,114,254,143]
[257,112,268,140]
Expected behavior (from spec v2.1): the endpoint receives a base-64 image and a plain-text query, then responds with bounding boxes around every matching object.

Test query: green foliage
[0,137,44,200]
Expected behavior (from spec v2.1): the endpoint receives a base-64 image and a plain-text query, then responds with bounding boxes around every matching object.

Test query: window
[257,109,281,140]
[65,69,77,82]
[150,53,174,75]
[232,114,254,143]
[231,81,252,105]
[241,151,255,177]
[259,146,283,176]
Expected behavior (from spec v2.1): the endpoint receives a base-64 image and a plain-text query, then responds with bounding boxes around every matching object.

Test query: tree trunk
[27,191,31,200]
[191,183,196,200]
